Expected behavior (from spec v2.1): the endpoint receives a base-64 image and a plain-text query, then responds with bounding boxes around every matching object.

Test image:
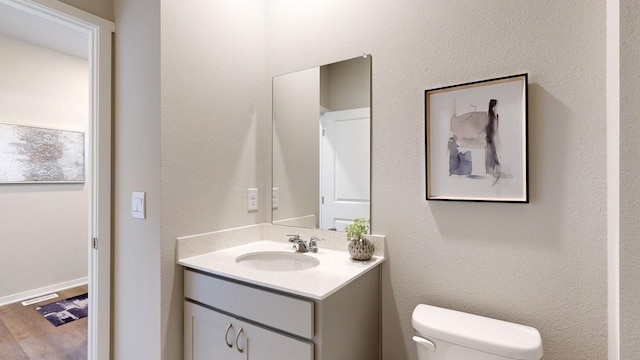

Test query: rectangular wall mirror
[272,55,371,231]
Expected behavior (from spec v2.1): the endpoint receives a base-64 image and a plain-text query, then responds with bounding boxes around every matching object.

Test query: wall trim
[606,0,620,359]
[0,277,88,307]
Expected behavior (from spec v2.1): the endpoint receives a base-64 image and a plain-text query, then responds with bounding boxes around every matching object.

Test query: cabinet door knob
[224,323,233,348]
[235,327,245,353]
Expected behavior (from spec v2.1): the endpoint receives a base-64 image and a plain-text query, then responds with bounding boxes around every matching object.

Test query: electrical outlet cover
[272,187,279,209]
[247,188,258,211]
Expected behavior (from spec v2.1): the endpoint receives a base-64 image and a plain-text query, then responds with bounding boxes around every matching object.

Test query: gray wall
[267,1,606,359]
[323,56,370,111]
[60,0,113,21]
[0,35,88,301]
[620,0,640,358]
[107,0,636,359]
[160,0,268,358]
[113,0,161,358]
[272,67,320,226]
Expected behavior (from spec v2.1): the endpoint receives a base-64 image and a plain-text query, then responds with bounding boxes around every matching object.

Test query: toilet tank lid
[412,304,543,360]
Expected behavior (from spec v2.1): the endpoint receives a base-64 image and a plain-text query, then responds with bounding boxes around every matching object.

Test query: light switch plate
[132,192,145,219]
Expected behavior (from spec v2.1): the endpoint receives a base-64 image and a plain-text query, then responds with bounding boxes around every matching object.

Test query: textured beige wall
[620,0,640,358]
[59,0,113,21]
[272,67,320,225]
[0,35,88,299]
[160,0,268,358]
[324,56,370,111]
[267,1,607,359]
[113,0,161,358]
[112,1,614,359]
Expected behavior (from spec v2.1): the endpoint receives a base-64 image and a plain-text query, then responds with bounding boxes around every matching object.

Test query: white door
[320,108,370,231]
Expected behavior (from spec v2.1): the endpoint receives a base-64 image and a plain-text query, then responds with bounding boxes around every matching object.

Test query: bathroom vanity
[179,239,383,360]
[178,53,378,359]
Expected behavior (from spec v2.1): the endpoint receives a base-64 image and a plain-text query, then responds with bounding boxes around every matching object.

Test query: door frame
[0,1,114,359]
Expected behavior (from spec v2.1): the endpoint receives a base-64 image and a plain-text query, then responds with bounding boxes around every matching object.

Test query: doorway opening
[0,0,112,358]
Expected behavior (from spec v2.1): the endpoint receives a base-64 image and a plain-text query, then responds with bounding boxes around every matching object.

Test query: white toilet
[412,304,543,360]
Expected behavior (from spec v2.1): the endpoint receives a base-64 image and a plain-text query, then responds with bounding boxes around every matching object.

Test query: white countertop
[178,240,384,300]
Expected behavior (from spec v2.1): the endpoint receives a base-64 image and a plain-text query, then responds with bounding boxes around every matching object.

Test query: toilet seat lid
[412,304,543,360]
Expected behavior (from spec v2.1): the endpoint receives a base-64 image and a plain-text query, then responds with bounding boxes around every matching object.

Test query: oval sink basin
[235,251,320,272]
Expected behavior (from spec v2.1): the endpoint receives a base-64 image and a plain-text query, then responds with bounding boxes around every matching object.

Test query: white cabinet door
[186,301,314,360]
[240,318,314,360]
[185,301,246,360]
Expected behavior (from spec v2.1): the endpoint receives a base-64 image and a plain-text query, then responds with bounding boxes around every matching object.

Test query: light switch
[132,192,145,219]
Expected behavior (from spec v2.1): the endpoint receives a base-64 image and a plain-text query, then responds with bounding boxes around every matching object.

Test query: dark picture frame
[425,74,528,202]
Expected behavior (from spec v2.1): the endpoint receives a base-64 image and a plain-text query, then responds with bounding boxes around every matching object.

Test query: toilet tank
[412,304,543,360]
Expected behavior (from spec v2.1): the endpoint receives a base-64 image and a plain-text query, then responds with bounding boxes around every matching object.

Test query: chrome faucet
[288,234,321,253]
[288,234,308,252]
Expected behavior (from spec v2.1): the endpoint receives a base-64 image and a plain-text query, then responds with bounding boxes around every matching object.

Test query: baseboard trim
[0,277,88,307]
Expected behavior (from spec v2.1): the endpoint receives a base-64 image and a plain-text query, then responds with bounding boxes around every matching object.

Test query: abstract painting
[425,74,528,202]
[0,123,85,183]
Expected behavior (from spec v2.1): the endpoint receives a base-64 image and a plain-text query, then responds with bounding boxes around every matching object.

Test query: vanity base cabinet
[185,301,314,360]
[183,266,381,360]
[184,269,314,337]
[314,267,381,360]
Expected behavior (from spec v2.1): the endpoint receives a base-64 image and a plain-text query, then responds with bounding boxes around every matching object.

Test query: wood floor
[0,285,88,360]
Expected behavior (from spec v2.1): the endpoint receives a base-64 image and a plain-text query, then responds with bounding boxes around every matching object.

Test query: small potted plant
[345,218,374,261]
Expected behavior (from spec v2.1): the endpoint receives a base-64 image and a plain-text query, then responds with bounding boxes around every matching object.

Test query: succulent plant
[344,218,370,241]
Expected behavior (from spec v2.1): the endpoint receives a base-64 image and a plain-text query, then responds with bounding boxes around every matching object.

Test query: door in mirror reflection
[272,56,371,230]
[320,108,370,231]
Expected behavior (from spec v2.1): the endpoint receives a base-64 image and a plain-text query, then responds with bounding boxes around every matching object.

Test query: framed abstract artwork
[0,123,85,183]
[425,74,528,202]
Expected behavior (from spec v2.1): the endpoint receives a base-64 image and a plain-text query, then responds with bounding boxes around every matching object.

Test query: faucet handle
[287,234,302,242]
[288,234,308,252]
[308,236,323,253]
